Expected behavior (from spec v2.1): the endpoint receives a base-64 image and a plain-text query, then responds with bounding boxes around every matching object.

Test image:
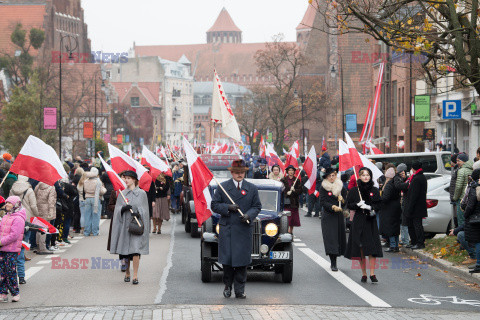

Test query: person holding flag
[109,170,150,285]
[281,165,302,234]
[152,172,172,234]
[0,196,26,302]
[253,158,268,179]
[211,159,262,299]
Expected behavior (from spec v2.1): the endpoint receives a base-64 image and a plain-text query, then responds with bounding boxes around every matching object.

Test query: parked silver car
[424,175,453,237]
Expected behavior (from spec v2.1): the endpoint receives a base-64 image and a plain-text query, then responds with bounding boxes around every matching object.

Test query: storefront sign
[414,95,431,122]
[43,108,57,130]
[83,122,93,139]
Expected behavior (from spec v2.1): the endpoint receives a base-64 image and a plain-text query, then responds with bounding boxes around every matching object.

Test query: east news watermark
[51,51,129,64]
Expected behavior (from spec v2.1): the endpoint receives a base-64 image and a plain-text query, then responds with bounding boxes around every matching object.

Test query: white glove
[287,191,292,196]
[24,226,30,232]
[360,203,372,211]
[290,186,295,192]
[357,200,365,207]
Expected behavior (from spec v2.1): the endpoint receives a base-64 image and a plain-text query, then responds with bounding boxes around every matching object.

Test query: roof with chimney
[207,7,241,33]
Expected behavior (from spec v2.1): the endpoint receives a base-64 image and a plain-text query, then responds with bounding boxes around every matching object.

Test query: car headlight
[265,223,278,237]
[260,244,269,254]
[215,224,220,234]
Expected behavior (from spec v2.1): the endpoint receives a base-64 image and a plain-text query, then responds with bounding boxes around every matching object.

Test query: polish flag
[339,140,353,172]
[219,143,229,154]
[22,241,31,251]
[360,101,372,141]
[266,143,285,172]
[303,146,319,197]
[108,143,152,191]
[367,141,384,155]
[253,129,260,143]
[125,143,132,157]
[366,62,385,140]
[31,217,58,234]
[183,137,214,227]
[211,144,221,154]
[358,152,383,188]
[290,140,300,158]
[99,155,126,191]
[141,145,172,179]
[10,135,68,186]
[344,132,362,168]
[232,143,240,155]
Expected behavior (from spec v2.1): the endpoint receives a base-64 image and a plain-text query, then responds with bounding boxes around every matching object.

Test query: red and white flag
[266,143,285,172]
[259,136,266,158]
[303,146,319,197]
[10,135,68,186]
[183,137,214,227]
[108,143,152,191]
[99,155,126,191]
[290,140,300,159]
[344,132,362,169]
[141,145,172,179]
[219,143,229,154]
[360,101,372,141]
[211,69,241,141]
[365,62,385,141]
[30,217,58,234]
[338,140,352,172]
[366,141,384,155]
[22,241,31,251]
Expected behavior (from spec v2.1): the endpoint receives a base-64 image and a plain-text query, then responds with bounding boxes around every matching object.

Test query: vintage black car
[195,178,294,283]
[182,154,241,237]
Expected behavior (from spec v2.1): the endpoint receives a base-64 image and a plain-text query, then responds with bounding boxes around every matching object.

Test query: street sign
[442,100,462,119]
[414,95,431,122]
[345,114,357,132]
[43,108,57,130]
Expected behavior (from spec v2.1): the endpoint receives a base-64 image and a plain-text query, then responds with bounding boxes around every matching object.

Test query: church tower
[206,8,242,44]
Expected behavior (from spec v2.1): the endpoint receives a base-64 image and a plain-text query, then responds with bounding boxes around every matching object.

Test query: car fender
[202,232,218,243]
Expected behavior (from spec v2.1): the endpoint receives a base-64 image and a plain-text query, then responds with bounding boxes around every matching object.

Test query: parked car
[366,151,452,175]
[182,154,241,237]
[424,175,454,238]
[198,178,294,283]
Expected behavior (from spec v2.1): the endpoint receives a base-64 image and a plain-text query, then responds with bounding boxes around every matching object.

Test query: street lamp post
[331,55,345,149]
[58,34,78,160]
[294,89,306,155]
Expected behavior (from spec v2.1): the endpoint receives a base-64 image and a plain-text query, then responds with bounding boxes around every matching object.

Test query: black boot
[329,255,338,271]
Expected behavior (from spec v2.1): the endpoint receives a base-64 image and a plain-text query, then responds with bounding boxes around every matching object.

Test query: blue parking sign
[442,100,462,119]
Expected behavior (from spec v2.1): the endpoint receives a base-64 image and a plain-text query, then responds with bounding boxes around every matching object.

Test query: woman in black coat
[379,167,402,252]
[463,168,480,273]
[345,167,383,283]
[320,168,347,271]
[281,165,302,234]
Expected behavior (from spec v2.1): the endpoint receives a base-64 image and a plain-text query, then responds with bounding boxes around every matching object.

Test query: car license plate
[270,251,290,259]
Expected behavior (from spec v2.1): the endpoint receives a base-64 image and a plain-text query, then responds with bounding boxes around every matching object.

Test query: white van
[365,152,452,176]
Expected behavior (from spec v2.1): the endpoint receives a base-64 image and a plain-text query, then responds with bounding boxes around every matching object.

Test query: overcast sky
[82,0,309,53]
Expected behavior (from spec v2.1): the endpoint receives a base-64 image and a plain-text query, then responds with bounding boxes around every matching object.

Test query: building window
[131,97,139,106]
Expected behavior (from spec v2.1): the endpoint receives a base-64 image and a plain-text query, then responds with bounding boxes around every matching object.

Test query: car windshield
[212,170,231,179]
[442,154,452,171]
[258,190,278,211]
[367,155,439,173]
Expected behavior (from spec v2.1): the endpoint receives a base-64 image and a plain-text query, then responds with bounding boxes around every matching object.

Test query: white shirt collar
[232,179,243,189]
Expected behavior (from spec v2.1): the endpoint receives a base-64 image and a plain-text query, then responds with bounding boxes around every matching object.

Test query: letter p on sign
[442,100,462,119]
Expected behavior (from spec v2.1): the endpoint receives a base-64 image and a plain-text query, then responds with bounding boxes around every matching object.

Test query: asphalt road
[6,210,480,312]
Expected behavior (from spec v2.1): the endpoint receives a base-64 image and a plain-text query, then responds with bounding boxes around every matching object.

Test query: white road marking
[69,240,79,243]
[25,266,43,280]
[293,243,306,247]
[72,236,84,240]
[154,216,176,304]
[293,238,302,242]
[55,249,66,253]
[299,248,391,308]
[99,219,107,226]
[36,260,52,265]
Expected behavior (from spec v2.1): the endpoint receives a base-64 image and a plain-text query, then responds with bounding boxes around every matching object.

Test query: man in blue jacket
[211,160,262,299]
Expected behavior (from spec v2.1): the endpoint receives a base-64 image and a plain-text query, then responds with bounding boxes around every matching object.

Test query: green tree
[0,73,57,155]
[0,23,45,87]
[94,138,109,157]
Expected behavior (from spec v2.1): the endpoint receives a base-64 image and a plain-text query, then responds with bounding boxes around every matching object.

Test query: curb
[400,247,480,284]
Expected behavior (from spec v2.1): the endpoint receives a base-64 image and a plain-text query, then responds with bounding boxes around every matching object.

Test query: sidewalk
[0,304,479,320]
[401,246,480,284]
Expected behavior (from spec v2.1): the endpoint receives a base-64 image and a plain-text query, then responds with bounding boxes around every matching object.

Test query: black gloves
[121,205,133,214]
[228,204,239,213]
[241,215,250,223]
[131,211,141,218]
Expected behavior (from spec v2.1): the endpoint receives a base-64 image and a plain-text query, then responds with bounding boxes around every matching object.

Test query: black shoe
[330,264,338,272]
[469,266,480,274]
[132,278,139,285]
[405,244,413,248]
[385,247,396,253]
[235,293,246,299]
[394,247,400,252]
[411,244,425,250]
[19,277,26,285]
[304,214,312,217]
[361,276,367,283]
[313,214,319,217]
[370,275,378,283]
[124,276,130,282]
[223,286,232,298]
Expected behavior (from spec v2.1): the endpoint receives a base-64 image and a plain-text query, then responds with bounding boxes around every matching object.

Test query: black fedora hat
[120,170,138,180]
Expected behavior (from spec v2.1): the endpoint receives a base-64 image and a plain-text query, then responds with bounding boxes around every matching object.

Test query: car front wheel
[201,242,212,283]
[281,243,293,283]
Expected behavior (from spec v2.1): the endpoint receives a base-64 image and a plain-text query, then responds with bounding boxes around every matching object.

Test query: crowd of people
[0,152,181,302]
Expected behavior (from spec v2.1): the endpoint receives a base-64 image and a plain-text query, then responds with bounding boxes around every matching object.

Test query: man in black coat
[211,159,262,299]
[403,162,428,249]
[253,158,268,179]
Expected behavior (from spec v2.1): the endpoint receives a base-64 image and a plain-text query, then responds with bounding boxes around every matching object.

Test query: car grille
[251,219,261,256]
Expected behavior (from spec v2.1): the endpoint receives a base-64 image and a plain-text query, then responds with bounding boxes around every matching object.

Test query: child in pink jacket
[0,196,26,302]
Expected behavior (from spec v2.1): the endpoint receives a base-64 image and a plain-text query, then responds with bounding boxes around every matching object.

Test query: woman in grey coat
[109,171,150,285]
